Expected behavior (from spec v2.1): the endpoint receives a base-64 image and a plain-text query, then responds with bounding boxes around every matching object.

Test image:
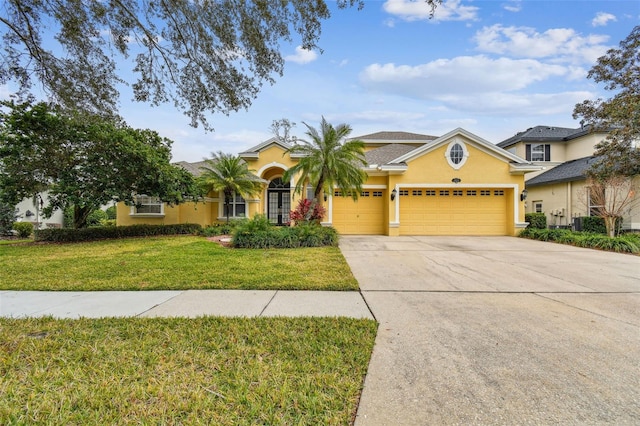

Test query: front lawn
[0,316,377,425]
[0,236,359,291]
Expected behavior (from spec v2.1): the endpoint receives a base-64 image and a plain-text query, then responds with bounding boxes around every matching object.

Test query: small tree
[584,176,638,237]
[198,152,265,223]
[283,117,367,208]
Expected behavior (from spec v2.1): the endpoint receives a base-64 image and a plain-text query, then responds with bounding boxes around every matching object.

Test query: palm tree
[198,152,265,223]
[283,117,367,204]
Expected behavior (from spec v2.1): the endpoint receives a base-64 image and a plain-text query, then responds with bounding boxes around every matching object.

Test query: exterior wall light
[391,189,397,201]
[520,189,528,201]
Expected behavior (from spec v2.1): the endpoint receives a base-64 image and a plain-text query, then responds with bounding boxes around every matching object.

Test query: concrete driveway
[340,236,640,425]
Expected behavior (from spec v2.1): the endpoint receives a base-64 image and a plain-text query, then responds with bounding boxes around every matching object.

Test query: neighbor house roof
[497,125,584,149]
[526,156,599,187]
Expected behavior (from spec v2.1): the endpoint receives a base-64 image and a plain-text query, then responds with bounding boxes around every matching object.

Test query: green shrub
[519,228,639,254]
[105,205,117,220]
[232,215,338,248]
[581,216,607,234]
[86,209,108,227]
[201,221,239,237]
[100,219,116,227]
[34,223,202,243]
[12,221,34,238]
[525,212,547,229]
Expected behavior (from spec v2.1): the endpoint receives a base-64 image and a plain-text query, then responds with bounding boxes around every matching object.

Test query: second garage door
[399,188,508,235]
[332,189,386,235]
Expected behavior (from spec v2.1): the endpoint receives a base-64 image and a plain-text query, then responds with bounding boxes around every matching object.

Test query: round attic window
[445,140,468,169]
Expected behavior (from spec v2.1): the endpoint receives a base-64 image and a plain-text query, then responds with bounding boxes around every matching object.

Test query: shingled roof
[353,131,438,142]
[526,156,599,187]
[174,160,210,177]
[497,125,586,149]
[365,143,419,166]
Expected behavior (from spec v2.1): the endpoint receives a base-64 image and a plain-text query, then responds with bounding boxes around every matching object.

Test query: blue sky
[6,0,640,162]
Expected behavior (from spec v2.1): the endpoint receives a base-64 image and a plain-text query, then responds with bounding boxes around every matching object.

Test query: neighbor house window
[131,195,164,216]
[526,144,551,161]
[588,187,604,217]
[534,201,543,213]
[223,193,246,218]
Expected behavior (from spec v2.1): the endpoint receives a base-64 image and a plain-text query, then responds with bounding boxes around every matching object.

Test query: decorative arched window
[445,140,468,169]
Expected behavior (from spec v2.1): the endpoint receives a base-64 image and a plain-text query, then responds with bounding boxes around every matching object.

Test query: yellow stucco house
[117,128,540,236]
[497,125,640,231]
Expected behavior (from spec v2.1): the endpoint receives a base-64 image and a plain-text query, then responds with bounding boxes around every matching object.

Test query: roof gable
[239,137,293,159]
[392,128,529,165]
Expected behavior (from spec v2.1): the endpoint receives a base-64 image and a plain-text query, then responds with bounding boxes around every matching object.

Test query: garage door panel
[332,190,385,235]
[400,188,507,236]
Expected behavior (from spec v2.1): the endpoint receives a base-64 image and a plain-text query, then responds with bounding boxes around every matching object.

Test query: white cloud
[358,56,593,117]
[592,12,617,27]
[285,46,318,64]
[360,56,567,97]
[383,0,479,22]
[503,1,522,13]
[437,91,593,116]
[474,25,610,64]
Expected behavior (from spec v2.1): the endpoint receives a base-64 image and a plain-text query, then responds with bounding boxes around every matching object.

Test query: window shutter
[525,144,531,161]
[544,144,551,161]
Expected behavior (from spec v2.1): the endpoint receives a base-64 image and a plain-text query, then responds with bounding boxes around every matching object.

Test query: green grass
[0,316,378,425]
[0,239,32,246]
[0,236,359,291]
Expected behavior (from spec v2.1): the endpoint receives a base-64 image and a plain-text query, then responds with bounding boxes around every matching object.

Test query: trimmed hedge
[519,227,640,254]
[232,215,338,248]
[34,223,202,243]
[525,212,547,229]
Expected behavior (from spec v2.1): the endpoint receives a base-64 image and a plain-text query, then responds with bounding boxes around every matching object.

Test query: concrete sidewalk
[0,289,374,319]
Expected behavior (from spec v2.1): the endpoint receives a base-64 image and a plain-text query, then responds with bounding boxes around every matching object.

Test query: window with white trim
[131,195,163,215]
[534,201,543,213]
[526,144,550,162]
[445,140,469,169]
[223,193,247,218]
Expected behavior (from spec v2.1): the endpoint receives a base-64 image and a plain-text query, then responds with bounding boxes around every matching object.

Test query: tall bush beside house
[0,200,18,235]
[525,213,547,229]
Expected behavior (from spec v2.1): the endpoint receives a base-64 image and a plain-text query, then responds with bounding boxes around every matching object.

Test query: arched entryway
[267,177,291,225]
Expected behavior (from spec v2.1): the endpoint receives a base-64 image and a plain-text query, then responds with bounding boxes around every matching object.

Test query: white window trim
[217,192,248,220]
[445,139,469,170]
[130,195,164,217]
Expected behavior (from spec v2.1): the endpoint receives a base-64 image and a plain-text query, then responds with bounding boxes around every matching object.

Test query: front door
[267,178,291,225]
